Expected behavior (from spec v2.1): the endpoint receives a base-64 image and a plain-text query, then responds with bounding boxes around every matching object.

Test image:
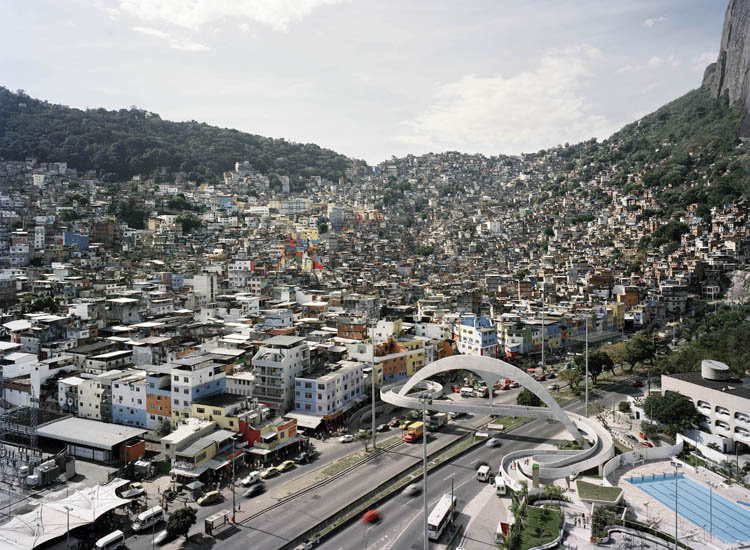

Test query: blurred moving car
[243,484,264,498]
[376,423,389,432]
[339,434,354,443]
[361,509,380,523]
[485,437,502,448]
[388,418,401,427]
[154,529,174,546]
[403,483,422,496]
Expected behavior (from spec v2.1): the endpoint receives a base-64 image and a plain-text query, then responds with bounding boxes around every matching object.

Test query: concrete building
[146,372,172,430]
[169,355,227,422]
[226,371,255,397]
[111,371,148,428]
[662,360,750,451]
[293,360,364,417]
[252,335,310,413]
[456,316,498,358]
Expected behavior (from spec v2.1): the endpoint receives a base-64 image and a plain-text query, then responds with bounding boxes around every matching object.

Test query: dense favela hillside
[0,86,364,185]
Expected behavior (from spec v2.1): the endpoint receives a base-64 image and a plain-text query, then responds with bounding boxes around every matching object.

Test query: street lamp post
[231,437,236,522]
[63,505,73,550]
[421,395,430,550]
[541,287,545,372]
[585,315,589,417]
[371,319,377,452]
[673,463,682,550]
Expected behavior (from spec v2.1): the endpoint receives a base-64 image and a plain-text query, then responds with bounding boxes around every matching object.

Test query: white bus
[427,493,456,541]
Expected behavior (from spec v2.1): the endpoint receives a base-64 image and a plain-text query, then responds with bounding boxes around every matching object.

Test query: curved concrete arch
[397,355,582,442]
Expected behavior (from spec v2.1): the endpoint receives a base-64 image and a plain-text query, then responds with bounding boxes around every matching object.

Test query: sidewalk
[453,485,509,550]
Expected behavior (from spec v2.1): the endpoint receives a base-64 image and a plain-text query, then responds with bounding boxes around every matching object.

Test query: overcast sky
[0,0,727,164]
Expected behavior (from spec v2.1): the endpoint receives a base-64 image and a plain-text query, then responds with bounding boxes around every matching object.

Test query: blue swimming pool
[627,472,750,543]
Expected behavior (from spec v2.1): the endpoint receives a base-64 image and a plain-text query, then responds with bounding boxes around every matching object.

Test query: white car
[339,434,354,443]
[485,437,502,448]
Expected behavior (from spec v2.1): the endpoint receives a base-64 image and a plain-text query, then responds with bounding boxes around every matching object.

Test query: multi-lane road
[124,378,642,550]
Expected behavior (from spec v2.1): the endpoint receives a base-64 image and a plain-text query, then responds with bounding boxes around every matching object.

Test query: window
[173,375,178,381]
[229,420,234,426]
[317,394,322,400]
[183,388,189,394]
[137,399,142,404]
[305,404,311,410]
[196,407,205,413]
[174,399,179,405]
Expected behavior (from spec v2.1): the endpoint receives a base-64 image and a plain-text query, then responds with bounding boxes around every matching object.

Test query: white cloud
[644,16,665,28]
[131,26,208,51]
[692,51,717,72]
[395,45,619,155]
[117,0,346,33]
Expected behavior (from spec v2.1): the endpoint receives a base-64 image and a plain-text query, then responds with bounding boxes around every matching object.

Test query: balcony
[697,400,711,412]
[715,420,730,435]
[715,406,730,418]
[735,427,750,443]
[735,412,750,425]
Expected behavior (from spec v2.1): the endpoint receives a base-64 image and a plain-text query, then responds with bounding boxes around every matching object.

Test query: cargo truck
[427,412,448,431]
[403,421,424,442]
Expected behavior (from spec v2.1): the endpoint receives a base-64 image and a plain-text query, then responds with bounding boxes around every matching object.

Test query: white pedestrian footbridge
[379,356,614,490]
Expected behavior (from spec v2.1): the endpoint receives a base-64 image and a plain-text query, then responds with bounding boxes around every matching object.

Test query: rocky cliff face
[703,0,750,135]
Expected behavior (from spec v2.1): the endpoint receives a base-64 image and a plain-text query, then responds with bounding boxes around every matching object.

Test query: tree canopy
[0,87,362,184]
[166,506,197,540]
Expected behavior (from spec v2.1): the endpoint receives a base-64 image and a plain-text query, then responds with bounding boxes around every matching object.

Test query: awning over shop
[248,435,301,456]
[285,412,324,429]
[0,478,131,550]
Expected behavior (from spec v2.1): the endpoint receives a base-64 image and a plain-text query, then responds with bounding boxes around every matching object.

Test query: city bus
[427,493,456,541]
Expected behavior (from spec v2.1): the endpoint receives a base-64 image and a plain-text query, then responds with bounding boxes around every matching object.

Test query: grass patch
[520,506,563,550]
[576,480,623,502]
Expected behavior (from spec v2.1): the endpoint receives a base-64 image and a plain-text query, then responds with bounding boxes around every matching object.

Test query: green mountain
[0,86,360,184]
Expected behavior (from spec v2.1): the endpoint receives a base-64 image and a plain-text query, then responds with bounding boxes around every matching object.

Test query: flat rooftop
[37,417,146,450]
[260,335,305,347]
[665,372,750,400]
[193,392,246,408]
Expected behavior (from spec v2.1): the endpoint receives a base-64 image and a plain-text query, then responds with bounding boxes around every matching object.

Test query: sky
[0,0,728,164]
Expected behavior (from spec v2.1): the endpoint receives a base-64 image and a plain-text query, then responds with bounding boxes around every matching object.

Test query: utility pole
[231,438,236,522]
[63,505,72,550]
[674,464,680,550]
[371,318,377,452]
[585,315,589,418]
[422,396,429,550]
[541,287,545,372]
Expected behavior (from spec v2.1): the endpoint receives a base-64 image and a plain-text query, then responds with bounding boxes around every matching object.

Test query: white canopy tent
[0,478,131,549]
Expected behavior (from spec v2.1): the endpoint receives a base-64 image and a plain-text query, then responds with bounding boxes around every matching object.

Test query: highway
[124,379,642,550]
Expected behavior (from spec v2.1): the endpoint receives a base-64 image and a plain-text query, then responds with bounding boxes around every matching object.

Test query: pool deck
[619,459,750,549]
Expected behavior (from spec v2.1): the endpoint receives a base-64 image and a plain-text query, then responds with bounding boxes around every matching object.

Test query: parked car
[510,382,520,388]
[243,484,264,498]
[632,379,643,388]
[260,466,281,479]
[546,371,556,379]
[376,423,389,432]
[239,471,260,486]
[639,441,654,448]
[388,417,401,428]
[293,452,309,464]
[196,491,222,506]
[339,434,354,443]
[548,383,560,391]
[120,481,145,499]
[626,434,639,443]
[361,509,380,523]
[451,385,461,393]
[278,460,296,472]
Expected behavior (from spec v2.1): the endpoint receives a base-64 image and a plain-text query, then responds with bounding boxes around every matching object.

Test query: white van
[240,471,260,486]
[494,475,506,495]
[476,465,491,482]
[132,506,164,532]
[460,387,475,397]
[95,530,125,550]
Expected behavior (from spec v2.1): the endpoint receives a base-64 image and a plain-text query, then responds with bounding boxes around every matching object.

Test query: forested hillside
[0,87,360,183]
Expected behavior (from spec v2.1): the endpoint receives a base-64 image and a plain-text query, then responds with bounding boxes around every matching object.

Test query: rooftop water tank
[702,360,730,381]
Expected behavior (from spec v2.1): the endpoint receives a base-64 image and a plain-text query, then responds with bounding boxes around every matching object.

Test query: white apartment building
[252,336,310,413]
[83,350,133,374]
[111,371,148,428]
[293,360,364,417]
[58,376,84,414]
[77,370,135,422]
[227,372,255,397]
[169,355,227,422]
